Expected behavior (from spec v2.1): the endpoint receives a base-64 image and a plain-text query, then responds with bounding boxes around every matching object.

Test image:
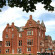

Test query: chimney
[30,15,32,20]
[7,23,9,27]
[12,22,14,26]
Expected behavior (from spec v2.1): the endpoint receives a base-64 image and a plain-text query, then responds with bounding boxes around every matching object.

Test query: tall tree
[0,0,54,12]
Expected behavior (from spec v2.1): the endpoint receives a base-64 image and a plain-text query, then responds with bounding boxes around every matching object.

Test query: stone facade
[0,15,55,55]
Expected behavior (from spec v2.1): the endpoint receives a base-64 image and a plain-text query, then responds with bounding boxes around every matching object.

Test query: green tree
[0,0,54,12]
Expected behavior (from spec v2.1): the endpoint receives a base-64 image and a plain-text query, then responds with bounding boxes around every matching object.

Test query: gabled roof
[25,15,37,28]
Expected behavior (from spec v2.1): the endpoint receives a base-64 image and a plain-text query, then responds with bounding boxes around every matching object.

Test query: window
[27,39,33,45]
[27,31,33,35]
[6,49,9,53]
[19,40,22,46]
[12,34,14,38]
[12,49,14,53]
[27,31,31,35]
[29,24,31,26]
[40,48,44,52]
[42,34,43,37]
[6,34,8,38]
[17,48,22,53]
[0,49,1,53]
[40,42,42,45]
[6,29,8,32]
[27,47,31,52]
[32,31,33,35]
[20,27,23,31]
[39,31,40,36]
[5,41,10,47]
[19,33,22,37]
[12,28,14,31]
[40,48,42,52]
[0,44,2,47]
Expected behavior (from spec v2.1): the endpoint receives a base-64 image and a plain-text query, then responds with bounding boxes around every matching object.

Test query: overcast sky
[0,0,55,41]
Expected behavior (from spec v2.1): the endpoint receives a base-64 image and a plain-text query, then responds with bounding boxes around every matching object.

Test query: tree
[0,0,54,12]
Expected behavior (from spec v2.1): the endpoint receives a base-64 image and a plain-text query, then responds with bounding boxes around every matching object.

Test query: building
[45,35,53,53]
[0,41,2,54]
[0,15,54,55]
[52,40,55,55]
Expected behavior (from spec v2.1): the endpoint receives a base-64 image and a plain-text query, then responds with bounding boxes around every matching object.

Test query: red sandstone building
[0,15,55,55]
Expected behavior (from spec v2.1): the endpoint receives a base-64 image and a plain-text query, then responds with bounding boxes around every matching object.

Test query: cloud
[51,0,55,7]
[45,20,55,40]
[0,0,55,41]
[45,20,55,32]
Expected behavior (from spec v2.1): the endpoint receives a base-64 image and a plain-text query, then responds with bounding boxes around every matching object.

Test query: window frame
[18,40,22,46]
[12,34,14,38]
[27,39,33,46]
[19,33,22,37]
[6,49,9,53]
[6,34,8,38]
[27,47,31,52]
[5,41,10,47]
[17,48,22,53]
[27,30,33,36]
[0,49,1,53]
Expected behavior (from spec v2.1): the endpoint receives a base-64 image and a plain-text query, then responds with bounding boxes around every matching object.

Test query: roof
[45,35,52,40]
[15,26,24,32]
[15,26,20,32]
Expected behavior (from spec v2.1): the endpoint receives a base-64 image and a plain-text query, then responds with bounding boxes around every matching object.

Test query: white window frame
[27,47,31,52]
[6,34,8,38]
[32,31,33,35]
[27,31,33,35]
[39,31,40,36]
[17,48,22,53]
[6,29,8,32]
[27,39,33,46]
[12,34,14,38]
[12,28,14,31]
[19,33,22,37]
[5,41,10,47]
[6,49,9,53]
[12,49,14,53]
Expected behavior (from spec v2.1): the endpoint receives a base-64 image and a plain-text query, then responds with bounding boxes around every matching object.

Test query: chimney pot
[30,15,32,20]
[7,23,9,27]
[12,22,14,26]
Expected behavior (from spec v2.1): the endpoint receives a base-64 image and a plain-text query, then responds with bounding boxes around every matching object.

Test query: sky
[0,0,55,41]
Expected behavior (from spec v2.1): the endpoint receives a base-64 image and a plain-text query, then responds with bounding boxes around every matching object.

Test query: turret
[41,20,45,27]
